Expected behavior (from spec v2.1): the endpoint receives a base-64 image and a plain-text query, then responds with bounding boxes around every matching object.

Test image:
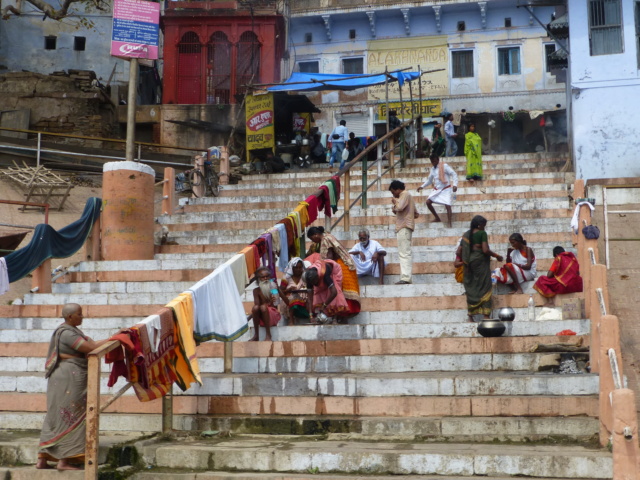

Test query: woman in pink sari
[303,253,349,322]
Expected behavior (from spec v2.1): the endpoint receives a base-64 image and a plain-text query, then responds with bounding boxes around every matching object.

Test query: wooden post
[85,217,101,262]
[224,342,233,373]
[599,315,622,446]
[344,170,351,231]
[162,167,175,216]
[84,355,101,480]
[389,137,395,178]
[377,143,383,192]
[219,146,230,186]
[31,258,52,294]
[361,157,367,210]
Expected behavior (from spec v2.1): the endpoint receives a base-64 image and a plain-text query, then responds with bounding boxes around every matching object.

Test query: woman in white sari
[492,233,536,294]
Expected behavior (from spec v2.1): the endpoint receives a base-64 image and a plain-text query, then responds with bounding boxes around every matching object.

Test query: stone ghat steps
[141,438,611,478]
[159,208,573,234]
[0,351,577,375]
[130,474,607,480]
[162,199,571,225]
[0,370,598,398]
[183,189,570,213]
[0,414,599,444]
[0,390,598,418]
[221,172,568,192]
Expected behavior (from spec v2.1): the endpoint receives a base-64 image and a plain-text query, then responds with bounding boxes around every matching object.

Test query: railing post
[611,388,640,478]
[31,258,52,294]
[85,354,101,479]
[37,132,42,168]
[224,341,233,373]
[400,129,406,168]
[85,217,102,262]
[589,264,609,374]
[361,156,367,210]
[193,155,205,198]
[219,146,230,186]
[599,315,622,446]
[377,143,383,192]
[162,167,175,216]
[344,170,351,231]
[162,388,173,434]
[389,137,395,178]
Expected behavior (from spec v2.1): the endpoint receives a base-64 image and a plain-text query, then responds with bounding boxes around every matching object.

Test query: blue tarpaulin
[5,197,102,282]
[267,71,421,92]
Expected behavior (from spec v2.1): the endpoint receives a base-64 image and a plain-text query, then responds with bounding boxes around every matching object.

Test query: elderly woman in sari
[306,226,361,317]
[534,246,583,306]
[303,254,350,322]
[279,257,311,324]
[460,216,503,321]
[492,233,537,294]
[37,303,114,471]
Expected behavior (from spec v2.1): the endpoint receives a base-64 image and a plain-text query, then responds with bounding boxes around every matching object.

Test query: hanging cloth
[304,195,320,224]
[166,292,202,390]
[239,246,257,278]
[318,185,332,217]
[275,222,290,272]
[330,175,341,201]
[294,203,310,230]
[259,232,276,278]
[224,253,250,296]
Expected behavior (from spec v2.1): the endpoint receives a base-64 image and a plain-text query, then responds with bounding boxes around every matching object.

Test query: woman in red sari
[533,246,583,306]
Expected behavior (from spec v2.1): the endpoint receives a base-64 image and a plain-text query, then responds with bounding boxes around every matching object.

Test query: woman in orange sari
[306,226,360,318]
[533,246,583,306]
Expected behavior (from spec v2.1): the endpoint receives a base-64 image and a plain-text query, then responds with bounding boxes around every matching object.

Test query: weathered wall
[0,5,131,87]
[0,72,118,140]
[569,0,640,180]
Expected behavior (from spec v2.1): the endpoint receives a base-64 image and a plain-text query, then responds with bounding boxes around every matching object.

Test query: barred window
[545,44,556,72]
[451,50,474,78]
[342,57,363,74]
[589,0,623,55]
[299,61,319,73]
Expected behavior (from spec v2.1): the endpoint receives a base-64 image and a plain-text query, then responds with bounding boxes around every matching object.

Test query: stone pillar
[611,389,640,479]
[31,258,51,293]
[101,161,155,261]
[599,315,622,446]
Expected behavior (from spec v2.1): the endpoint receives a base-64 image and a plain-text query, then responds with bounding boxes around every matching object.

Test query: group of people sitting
[249,227,385,341]
[456,215,584,322]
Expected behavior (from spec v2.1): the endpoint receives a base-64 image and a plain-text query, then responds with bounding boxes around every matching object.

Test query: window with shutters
[451,50,474,78]
[589,0,623,55]
[498,46,521,75]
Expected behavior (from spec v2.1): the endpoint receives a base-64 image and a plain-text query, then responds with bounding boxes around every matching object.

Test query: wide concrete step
[130,474,601,480]
[143,438,611,478]
[161,199,570,225]
[0,413,598,443]
[185,371,597,397]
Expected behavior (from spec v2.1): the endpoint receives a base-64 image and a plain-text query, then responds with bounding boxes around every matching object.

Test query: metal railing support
[377,143,383,192]
[344,170,351,230]
[389,137,395,178]
[162,389,173,434]
[400,129,406,168]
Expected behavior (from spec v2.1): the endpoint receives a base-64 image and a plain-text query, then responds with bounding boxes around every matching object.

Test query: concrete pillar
[611,389,640,480]
[101,161,155,261]
[599,315,622,446]
[84,217,101,262]
[31,258,51,293]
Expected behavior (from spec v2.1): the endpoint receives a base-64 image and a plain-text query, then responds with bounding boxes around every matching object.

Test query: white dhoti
[427,186,454,206]
[349,239,386,278]
[492,249,537,284]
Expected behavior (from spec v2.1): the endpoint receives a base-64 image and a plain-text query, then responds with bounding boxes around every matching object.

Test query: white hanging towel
[188,263,248,342]
[570,201,595,234]
[0,258,8,295]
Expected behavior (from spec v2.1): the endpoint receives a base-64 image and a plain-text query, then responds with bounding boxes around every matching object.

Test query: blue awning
[267,71,421,92]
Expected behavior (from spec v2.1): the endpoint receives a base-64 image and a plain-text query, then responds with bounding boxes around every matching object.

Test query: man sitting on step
[249,267,289,341]
[348,229,387,285]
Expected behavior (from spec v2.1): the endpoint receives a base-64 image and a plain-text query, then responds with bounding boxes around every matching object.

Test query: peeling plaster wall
[569,0,640,180]
[0,5,130,86]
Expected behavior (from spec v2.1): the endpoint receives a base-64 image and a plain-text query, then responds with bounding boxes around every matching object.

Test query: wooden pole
[84,355,101,479]
[344,170,351,230]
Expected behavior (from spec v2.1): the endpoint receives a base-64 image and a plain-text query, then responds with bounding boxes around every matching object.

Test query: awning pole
[385,66,390,135]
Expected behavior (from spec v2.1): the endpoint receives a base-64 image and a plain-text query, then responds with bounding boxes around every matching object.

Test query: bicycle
[178,160,220,197]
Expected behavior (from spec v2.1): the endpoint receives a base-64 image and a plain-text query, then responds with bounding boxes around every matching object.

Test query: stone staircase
[0,152,613,479]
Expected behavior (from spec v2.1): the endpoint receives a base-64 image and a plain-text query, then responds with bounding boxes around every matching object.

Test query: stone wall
[0,71,118,143]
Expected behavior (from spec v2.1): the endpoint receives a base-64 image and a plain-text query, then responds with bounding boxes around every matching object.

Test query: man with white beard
[348,229,387,285]
[249,267,289,341]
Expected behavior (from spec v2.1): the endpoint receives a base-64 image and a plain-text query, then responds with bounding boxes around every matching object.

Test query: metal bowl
[477,319,506,337]
[497,307,516,322]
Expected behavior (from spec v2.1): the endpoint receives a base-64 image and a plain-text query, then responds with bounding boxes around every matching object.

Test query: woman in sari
[460,216,503,321]
[306,226,360,317]
[464,123,483,182]
[303,254,350,322]
[534,246,583,306]
[492,233,537,294]
[37,303,114,470]
[279,257,311,324]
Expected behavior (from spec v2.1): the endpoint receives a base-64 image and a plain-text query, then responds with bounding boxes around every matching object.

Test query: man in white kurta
[348,229,387,285]
[417,154,459,227]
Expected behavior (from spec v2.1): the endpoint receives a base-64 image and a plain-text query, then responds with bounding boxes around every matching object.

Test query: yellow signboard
[377,100,442,122]
[245,91,275,158]
[367,36,449,101]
